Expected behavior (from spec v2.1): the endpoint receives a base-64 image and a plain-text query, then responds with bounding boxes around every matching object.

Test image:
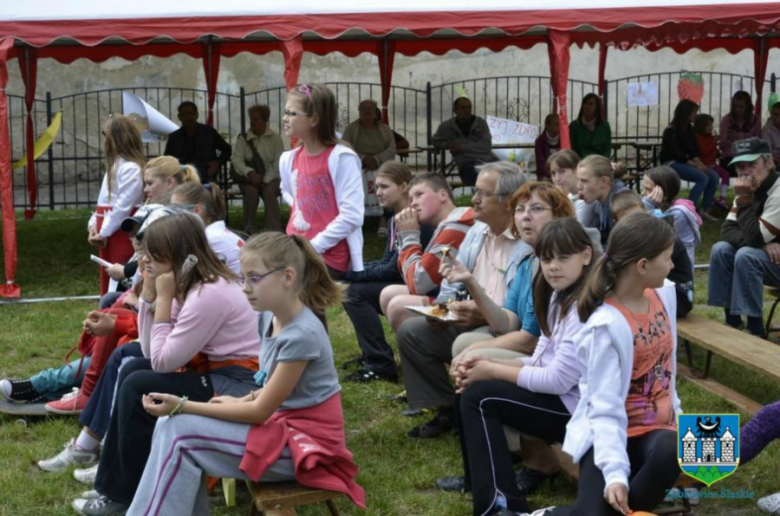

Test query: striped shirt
[397,206,475,296]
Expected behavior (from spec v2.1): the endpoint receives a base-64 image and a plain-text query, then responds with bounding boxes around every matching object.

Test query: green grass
[0,201,778,515]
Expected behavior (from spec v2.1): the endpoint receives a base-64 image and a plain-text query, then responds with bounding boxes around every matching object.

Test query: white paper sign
[626,82,659,107]
[122,92,180,142]
[486,116,539,170]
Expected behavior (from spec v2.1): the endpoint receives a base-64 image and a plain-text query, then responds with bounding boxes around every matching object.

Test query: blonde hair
[172,182,226,223]
[103,115,146,200]
[242,233,346,313]
[144,156,200,187]
[376,161,413,185]
[578,154,626,182]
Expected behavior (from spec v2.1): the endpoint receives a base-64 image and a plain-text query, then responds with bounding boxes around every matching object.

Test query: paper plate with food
[406,302,460,322]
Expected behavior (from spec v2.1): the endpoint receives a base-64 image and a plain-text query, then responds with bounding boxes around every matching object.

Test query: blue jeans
[708,242,780,318]
[30,357,92,400]
[670,161,719,209]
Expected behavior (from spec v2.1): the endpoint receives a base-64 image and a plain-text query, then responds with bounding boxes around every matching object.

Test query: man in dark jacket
[709,137,780,338]
[164,101,232,183]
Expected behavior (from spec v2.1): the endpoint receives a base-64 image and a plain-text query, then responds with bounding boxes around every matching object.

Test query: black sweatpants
[342,281,397,375]
[94,358,215,504]
[548,429,679,516]
[457,380,571,516]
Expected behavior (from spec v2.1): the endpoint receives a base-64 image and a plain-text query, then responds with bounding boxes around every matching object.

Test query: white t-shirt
[205,220,244,274]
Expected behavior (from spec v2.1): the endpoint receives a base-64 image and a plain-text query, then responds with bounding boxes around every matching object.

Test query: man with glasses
[432,97,496,187]
[709,137,780,339]
[396,162,529,438]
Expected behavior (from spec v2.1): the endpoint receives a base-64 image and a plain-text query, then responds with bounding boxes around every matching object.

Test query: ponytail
[577,212,675,322]
[172,182,226,223]
[145,156,202,186]
[242,233,346,313]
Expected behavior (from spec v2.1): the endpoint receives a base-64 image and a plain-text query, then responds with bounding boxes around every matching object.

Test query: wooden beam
[678,366,763,415]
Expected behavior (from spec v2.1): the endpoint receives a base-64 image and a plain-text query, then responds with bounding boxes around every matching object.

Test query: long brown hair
[143,212,237,298]
[172,182,226,224]
[546,149,580,175]
[287,84,338,146]
[577,212,675,322]
[376,160,413,185]
[533,218,596,337]
[242,232,346,313]
[104,115,146,200]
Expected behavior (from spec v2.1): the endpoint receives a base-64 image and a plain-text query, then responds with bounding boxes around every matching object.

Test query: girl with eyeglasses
[71,213,261,515]
[125,232,366,515]
[88,115,146,295]
[171,182,244,274]
[280,84,365,289]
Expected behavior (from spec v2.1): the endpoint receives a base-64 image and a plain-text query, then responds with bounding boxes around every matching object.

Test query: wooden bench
[246,481,342,515]
[765,288,780,335]
[677,313,780,416]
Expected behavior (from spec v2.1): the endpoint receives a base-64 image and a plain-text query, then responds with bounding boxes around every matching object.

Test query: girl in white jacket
[279,83,364,276]
[88,115,145,294]
[544,212,683,516]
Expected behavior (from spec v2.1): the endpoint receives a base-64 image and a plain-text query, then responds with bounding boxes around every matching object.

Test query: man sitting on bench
[709,137,780,338]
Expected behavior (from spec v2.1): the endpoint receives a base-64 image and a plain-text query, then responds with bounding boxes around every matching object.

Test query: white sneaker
[80,490,101,500]
[74,463,99,485]
[0,379,11,400]
[37,439,99,472]
[520,508,556,516]
[758,492,780,515]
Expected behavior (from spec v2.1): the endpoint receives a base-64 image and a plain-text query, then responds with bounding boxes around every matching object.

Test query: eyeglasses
[514,204,553,216]
[238,266,284,286]
[172,203,197,211]
[473,189,510,199]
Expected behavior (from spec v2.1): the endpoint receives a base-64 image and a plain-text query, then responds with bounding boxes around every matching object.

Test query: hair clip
[297,84,312,98]
[180,165,186,171]
[203,183,211,190]
[603,253,611,262]
[181,254,198,275]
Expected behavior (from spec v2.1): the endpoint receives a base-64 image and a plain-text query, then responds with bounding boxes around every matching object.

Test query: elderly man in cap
[432,97,495,186]
[709,137,780,338]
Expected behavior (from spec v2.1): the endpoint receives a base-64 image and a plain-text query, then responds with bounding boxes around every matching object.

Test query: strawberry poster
[677,72,705,104]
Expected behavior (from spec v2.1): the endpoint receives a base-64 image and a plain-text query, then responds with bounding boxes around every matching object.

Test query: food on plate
[429,303,450,318]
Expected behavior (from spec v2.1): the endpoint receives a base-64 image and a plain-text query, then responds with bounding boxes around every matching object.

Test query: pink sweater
[139,277,260,372]
[517,301,583,414]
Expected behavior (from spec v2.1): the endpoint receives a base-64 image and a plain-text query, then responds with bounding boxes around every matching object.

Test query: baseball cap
[729,137,771,166]
[121,204,164,233]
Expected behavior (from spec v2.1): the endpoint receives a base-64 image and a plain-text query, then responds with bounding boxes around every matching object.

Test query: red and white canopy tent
[1,0,780,297]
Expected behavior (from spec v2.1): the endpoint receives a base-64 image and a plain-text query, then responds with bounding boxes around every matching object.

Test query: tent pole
[0,38,20,297]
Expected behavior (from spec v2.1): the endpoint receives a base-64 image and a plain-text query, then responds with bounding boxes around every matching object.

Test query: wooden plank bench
[246,481,342,515]
[765,287,780,335]
[677,313,780,416]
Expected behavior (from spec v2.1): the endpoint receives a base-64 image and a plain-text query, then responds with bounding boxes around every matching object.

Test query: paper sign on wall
[486,115,539,170]
[122,92,179,142]
[627,82,659,107]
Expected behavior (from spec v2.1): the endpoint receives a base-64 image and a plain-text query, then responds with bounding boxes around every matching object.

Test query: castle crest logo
[677,414,740,486]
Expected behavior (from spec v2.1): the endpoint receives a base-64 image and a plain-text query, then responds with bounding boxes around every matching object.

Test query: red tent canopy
[1,1,780,296]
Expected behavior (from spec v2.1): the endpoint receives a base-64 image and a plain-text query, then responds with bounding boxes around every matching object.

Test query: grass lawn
[1,202,779,515]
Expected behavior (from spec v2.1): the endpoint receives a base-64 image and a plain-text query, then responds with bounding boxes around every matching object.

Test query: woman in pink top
[719,91,762,175]
[436,218,595,516]
[72,212,260,515]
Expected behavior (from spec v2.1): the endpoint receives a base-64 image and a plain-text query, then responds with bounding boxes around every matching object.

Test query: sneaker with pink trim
[45,388,89,415]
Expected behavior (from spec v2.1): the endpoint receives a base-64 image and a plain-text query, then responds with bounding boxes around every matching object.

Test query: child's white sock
[75,431,100,451]
[721,184,728,199]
